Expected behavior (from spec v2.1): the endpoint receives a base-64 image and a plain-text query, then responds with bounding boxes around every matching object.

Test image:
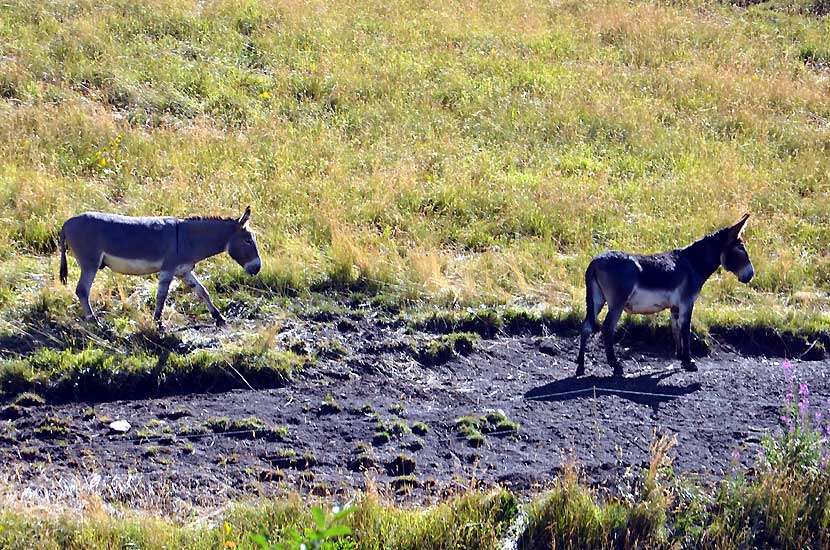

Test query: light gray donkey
[59,206,261,327]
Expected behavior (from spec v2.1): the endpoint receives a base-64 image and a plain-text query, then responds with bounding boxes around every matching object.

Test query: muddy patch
[0,308,825,509]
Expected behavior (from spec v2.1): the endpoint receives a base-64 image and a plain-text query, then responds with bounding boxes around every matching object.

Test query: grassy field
[2,0,830,547]
[0,0,830,333]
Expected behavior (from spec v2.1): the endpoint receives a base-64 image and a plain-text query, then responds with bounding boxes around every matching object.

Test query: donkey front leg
[602,303,625,376]
[670,307,681,359]
[154,271,174,327]
[180,271,225,326]
[679,304,697,371]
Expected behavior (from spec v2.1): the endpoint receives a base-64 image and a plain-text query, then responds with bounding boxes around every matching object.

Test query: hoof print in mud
[386,454,416,476]
[257,468,286,482]
[0,404,25,420]
[348,442,377,472]
[539,339,558,356]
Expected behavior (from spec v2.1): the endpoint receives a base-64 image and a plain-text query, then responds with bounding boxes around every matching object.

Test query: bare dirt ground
[1,308,827,513]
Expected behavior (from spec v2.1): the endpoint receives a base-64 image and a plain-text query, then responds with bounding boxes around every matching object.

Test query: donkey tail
[59,226,68,285]
[584,260,602,333]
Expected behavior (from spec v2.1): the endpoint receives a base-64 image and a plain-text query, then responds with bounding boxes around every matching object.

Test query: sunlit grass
[0,0,829,331]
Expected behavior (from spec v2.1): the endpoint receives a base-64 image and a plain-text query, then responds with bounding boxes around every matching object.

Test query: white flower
[332,505,341,514]
[300,544,307,550]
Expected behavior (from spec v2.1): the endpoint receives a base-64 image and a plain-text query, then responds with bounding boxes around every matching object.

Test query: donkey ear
[728,213,750,239]
[237,206,252,227]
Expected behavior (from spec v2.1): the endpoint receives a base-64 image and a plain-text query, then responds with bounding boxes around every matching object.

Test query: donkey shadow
[524,370,701,412]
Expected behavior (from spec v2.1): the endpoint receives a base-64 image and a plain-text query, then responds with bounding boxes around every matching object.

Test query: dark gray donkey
[576,214,753,376]
[59,206,261,327]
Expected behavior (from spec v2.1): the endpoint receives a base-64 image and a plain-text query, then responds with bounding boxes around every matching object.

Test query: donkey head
[227,206,261,275]
[720,213,754,283]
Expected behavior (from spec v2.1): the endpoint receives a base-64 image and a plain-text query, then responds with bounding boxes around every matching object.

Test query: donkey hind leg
[670,307,681,359]
[602,302,626,376]
[75,265,99,321]
[180,271,225,326]
[154,271,175,327]
[576,280,606,376]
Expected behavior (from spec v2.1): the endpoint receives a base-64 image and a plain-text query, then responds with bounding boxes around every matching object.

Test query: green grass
[0,342,310,403]
[0,0,828,334]
[455,411,520,446]
[2,455,829,549]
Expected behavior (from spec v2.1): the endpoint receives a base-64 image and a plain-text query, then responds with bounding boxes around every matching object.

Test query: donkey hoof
[612,365,624,377]
[682,359,698,372]
[213,315,226,327]
[575,366,585,378]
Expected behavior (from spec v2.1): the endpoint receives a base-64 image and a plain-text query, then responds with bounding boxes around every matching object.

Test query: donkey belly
[102,254,163,275]
[624,287,675,314]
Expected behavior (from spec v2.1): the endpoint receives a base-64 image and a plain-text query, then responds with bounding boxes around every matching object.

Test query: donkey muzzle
[245,258,262,276]
[738,264,754,283]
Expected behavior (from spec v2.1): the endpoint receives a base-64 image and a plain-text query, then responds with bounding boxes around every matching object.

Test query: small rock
[109,420,131,433]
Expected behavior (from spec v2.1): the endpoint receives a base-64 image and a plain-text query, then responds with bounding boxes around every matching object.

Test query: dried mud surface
[1,309,827,512]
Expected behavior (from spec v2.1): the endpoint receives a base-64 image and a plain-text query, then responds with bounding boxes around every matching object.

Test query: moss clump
[412,332,479,366]
[391,475,421,493]
[318,394,342,415]
[33,415,71,439]
[455,411,519,447]
[206,416,274,439]
[411,421,430,435]
[348,442,377,472]
[372,431,391,446]
[12,392,45,407]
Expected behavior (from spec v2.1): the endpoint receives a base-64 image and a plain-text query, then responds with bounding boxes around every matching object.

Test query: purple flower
[799,383,810,397]
[816,412,823,421]
[782,359,793,378]
[786,392,794,400]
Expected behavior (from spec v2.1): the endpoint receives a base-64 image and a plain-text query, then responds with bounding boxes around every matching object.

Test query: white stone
[109,420,131,433]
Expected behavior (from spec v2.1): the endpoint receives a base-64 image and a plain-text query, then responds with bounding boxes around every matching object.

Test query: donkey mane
[183,215,238,222]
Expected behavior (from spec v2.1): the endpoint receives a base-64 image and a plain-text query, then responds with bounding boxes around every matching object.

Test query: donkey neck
[177,218,238,265]
[679,229,728,284]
